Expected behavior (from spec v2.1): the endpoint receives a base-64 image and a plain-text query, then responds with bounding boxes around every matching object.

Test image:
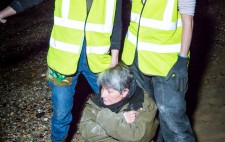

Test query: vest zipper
[135,1,146,56]
[136,1,146,50]
[134,0,153,76]
[136,1,155,76]
[83,1,92,68]
[84,2,92,37]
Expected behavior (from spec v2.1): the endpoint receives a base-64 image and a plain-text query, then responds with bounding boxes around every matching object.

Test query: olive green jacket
[76,93,158,142]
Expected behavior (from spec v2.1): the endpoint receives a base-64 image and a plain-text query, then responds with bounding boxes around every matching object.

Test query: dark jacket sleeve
[10,0,44,13]
[110,0,123,50]
[78,103,117,142]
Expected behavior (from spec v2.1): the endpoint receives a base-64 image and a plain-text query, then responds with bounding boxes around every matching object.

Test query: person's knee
[159,108,190,133]
[158,105,187,123]
[52,108,72,122]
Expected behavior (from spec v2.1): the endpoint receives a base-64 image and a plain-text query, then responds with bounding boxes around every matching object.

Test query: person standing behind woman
[0,0,44,23]
[46,0,122,141]
[122,0,196,141]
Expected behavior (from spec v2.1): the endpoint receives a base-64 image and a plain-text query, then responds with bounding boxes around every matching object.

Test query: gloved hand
[166,55,189,92]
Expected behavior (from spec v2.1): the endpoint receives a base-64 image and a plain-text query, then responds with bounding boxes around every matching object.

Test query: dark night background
[0,0,225,141]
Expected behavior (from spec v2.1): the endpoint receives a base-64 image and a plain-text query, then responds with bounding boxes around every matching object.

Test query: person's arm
[10,0,44,14]
[178,0,196,56]
[78,103,115,141]
[180,15,194,56]
[0,6,16,23]
[110,0,123,67]
[165,15,194,91]
[123,110,138,123]
[166,0,196,91]
[0,0,44,22]
[96,105,157,141]
[110,49,119,67]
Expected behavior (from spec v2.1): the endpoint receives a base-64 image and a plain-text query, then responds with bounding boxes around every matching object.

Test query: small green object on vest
[46,68,72,86]
[50,70,67,82]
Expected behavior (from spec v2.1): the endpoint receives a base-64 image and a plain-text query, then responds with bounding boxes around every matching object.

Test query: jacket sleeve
[96,106,158,142]
[178,0,196,16]
[10,0,44,13]
[78,104,117,142]
[110,0,122,50]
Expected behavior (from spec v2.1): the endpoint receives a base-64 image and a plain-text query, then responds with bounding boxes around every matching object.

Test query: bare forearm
[180,15,194,57]
[0,6,16,19]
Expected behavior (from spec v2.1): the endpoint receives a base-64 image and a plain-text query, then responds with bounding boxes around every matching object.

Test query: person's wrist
[0,13,7,23]
[0,15,2,19]
[178,54,189,59]
[177,54,189,67]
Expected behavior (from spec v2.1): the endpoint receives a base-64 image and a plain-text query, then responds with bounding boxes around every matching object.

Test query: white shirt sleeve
[178,0,196,16]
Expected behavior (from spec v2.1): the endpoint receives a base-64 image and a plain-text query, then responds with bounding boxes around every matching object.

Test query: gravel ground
[0,50,87,142]
[0,51,52,141]
[0,0,225,142]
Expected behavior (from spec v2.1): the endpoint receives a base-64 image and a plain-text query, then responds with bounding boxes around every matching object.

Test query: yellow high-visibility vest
[47,0,117,75]
[122,0,184,76]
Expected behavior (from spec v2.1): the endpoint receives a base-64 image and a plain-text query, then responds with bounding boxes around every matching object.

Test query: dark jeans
[130,63,195,142]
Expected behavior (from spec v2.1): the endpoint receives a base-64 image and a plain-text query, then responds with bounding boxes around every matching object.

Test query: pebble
[36,112,45,118]
[44,118,48,121]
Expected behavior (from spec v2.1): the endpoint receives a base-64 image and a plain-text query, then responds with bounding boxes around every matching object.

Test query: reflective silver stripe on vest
[54,16,85,30]
[86,0,115,33]
[127,31,181,53]
[50,37,81,54]
[50,38,110,54]
[62,0,70,19]
[54,0,115,33]
[86,46,110,54]
[131,0,182,30]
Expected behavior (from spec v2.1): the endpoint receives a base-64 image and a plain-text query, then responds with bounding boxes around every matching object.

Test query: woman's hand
[123,110,138,123]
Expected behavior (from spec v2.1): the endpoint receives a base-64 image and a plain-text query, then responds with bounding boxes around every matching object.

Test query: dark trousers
[130,62,195,142]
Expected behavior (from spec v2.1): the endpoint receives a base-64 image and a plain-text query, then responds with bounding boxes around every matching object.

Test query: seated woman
[76,63,158,142]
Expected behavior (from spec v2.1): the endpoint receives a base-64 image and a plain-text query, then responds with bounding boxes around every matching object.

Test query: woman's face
[101,87,128,105]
